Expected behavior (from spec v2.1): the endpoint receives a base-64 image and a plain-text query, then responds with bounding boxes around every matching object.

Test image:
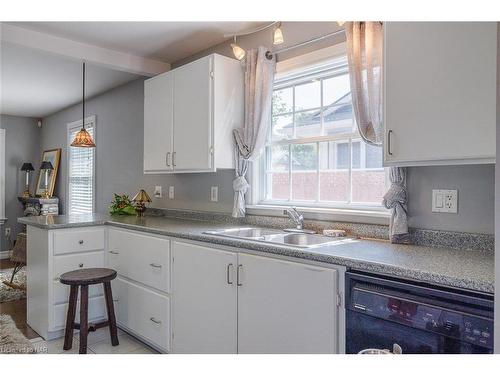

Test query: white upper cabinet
[173,56,213,171]
[384,22,497,166]
[144,53,244,173]
[144,71,174,172]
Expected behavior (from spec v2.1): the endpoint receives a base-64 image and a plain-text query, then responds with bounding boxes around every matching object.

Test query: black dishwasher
[345,271,494,354]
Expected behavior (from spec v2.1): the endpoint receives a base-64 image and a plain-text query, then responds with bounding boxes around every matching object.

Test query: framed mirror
[35,148,61,197]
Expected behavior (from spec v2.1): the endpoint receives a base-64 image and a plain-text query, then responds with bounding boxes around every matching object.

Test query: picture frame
[35,148,61,197]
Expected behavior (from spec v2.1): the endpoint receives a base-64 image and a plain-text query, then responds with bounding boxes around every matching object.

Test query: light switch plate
[210,186,218,202]
[432,189,458,213]
[154,186,162,198]
[169,186,175,199]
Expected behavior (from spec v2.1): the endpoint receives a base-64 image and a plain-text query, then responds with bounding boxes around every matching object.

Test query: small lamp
[40,161,54,199]
[132,189,152,217]
[20,163,35,198]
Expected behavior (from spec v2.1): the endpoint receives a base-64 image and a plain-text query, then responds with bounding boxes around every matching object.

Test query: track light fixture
[273,23,284,45]
[230,36,246,60]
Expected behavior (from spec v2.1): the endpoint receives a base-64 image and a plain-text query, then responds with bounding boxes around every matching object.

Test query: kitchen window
[67,117,95,215]
[259,51,388,210]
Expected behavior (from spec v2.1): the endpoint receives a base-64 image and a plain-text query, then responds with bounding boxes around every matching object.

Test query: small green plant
[109,194,136,215]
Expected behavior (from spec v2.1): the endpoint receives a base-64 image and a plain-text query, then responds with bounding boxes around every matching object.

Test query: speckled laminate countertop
[19,214,494,294]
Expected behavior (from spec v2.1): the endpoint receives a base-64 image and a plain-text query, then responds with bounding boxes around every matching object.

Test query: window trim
[66,115,97,215]
[251,44,389,216]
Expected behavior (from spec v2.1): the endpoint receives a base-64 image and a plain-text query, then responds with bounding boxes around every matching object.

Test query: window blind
[68,124,94,215]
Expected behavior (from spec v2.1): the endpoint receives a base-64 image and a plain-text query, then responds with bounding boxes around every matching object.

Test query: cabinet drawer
[52,296,106,330]
[114,277,170,352]
[108,228,170,292]
[53,251,105,278]
[53,281,103,305]
[53,227,105,255]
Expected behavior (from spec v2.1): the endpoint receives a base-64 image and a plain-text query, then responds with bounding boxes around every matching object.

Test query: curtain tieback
[233,175,249,193]
[382,184,407,210]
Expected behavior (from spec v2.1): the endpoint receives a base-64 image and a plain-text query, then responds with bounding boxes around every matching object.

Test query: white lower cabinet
[113,277,171,352]
[171,241,344,354]
[237,253,339,354]
[52,296,106,330]
[171,241,238,353]
[27,224,343,353]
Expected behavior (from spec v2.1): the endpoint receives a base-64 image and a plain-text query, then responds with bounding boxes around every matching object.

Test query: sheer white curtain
[232,47,276,217]
[345,22,409,243]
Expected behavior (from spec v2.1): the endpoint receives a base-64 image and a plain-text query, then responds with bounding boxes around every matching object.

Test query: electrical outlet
[432,189,458,213]
[210,186,219,202]
[154,186,162,198]
[5,228,11,237]
[169,186,175,199]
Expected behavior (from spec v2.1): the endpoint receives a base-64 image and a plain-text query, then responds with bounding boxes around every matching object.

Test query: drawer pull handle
[150,263,162,268]
[150,317,162,325]
[113,298,119,302]
[78,240,84,245]
[109,251,119,255]
[79,263,84,268]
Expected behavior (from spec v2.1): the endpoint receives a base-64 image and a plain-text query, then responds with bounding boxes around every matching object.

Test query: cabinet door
[384,22,496,166]
[237,254,338,353]
[114,277,171,352]
[144,72,174,172]
[171,241,237,353]
[173,56,213,171]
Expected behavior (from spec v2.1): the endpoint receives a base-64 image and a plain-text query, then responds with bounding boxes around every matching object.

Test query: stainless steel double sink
[204,227,347,248]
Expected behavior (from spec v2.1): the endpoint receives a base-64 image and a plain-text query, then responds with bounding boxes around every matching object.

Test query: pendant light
[230,36,246,61]
[71,62,96,148]
[273,23,284,45]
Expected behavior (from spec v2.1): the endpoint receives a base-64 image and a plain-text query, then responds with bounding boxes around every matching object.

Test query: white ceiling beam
[0,23,170,77]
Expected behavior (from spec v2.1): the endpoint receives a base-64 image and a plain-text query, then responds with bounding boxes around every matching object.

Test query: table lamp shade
[132,189,152,203]
[40,161,54,170]
[21,163,35,171]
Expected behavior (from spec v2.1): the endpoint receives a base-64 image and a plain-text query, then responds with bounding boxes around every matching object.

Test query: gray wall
[407,165,494,234]
[493,23,499,353]
[0,115,41,252]
[41,79,235,215]
[40,77,496,235]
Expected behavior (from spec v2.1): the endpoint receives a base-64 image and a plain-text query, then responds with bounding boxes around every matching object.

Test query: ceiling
[1,22,266,118]
[10,22,265,63]
[1,42,141,118]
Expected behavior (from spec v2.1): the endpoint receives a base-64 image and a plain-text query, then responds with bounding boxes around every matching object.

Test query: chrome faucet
[284,207,304,230]
[283,207,316,234]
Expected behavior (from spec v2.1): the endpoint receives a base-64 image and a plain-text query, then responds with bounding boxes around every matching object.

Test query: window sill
[246,204,390,226]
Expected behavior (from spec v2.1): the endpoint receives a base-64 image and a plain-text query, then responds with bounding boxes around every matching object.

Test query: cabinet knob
[79,263,84,268]
[150,317,162,325]
[78,240,84,245]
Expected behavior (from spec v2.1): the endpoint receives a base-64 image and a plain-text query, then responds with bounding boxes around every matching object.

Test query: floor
[0,259,39,339]
[1,259,158,354]
[32,328,159,354]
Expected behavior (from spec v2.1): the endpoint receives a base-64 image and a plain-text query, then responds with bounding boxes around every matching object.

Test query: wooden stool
[60,268,119,354]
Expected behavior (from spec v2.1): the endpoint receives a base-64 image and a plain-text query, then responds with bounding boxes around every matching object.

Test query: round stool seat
[60,268,117,286]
